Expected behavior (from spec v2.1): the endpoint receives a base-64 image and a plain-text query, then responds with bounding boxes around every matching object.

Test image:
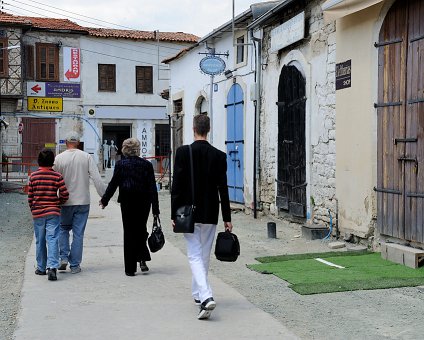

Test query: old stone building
[250,0,337,228]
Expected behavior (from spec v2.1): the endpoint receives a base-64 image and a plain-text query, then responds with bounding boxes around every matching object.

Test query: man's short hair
[65,131,80,142]
[38,149,55,167]
[193,114,210,136]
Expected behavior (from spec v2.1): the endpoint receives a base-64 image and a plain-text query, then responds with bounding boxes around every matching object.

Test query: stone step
[381,242,424,268]
[302,224,329,240]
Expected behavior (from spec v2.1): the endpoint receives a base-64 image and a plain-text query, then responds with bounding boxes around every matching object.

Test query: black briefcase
[214,230,240,262]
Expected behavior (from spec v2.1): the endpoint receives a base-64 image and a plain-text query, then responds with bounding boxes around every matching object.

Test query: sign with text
[27,81,46,97]
[270,11,305,53]
[199,56,226,75]
[46,83,81,98]
[27,97,63,112]
[27,82,80,98]
[63,47,81,82]
[336,60,352,90]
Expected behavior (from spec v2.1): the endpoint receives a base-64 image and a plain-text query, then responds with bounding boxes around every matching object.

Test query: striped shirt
[28,167,69,218]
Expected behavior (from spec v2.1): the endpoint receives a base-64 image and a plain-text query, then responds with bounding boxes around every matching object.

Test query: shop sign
[46,83,81,98]
[336,60,352,90]
[270,11,305,53]
[63,47,81,82]
[199,56,226,75]
[27,97,63,112]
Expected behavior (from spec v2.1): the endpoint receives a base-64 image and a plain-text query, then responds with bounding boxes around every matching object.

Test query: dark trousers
[120,201,151,273]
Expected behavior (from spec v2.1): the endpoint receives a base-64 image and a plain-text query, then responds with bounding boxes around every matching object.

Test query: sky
[2,0,272,38]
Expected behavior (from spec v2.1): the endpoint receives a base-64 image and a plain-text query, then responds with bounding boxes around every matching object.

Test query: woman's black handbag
[174,145,195,233]
[148,216,165,252]
[214,230,240,262]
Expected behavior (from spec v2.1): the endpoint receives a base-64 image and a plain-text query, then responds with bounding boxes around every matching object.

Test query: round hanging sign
[199,56,226,76]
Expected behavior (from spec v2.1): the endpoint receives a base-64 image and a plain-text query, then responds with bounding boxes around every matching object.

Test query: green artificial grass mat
[248,252,424,295]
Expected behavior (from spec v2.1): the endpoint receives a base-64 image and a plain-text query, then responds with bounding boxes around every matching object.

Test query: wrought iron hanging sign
[199,56,226,75]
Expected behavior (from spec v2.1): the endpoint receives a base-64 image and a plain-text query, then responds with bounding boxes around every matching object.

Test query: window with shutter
[136,66,153,93]
[0,38,8,77]
[36,43,58,81]
[98,64,116,92]
[25,45,34,80]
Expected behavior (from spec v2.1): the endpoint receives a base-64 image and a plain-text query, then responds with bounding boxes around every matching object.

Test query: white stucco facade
[168,22,257,208]
[80,35,191,168]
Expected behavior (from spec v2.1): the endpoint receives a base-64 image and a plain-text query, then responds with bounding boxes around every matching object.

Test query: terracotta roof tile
[0,11,31,25]
[20,16,87,32]
[0,11,86,32]
[87,28,199,43]
[0,11,198,42]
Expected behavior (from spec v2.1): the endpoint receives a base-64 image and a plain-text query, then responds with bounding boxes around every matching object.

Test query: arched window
[195,96,208,115]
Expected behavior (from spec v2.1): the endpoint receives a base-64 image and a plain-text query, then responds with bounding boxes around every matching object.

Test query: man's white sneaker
[197,297,216,320]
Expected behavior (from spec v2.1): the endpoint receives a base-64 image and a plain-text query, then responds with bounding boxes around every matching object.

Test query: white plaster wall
[169,31,256,207]
[335,2,389,238]
[80,37,186,106]
[260,0,337,226]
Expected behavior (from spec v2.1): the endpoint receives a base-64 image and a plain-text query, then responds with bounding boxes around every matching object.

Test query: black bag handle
[188,144,195,209]
[153,215,161,228]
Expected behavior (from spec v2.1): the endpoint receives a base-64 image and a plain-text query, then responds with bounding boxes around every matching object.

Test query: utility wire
[3,7,190,59]
[4,1,108,27]
[12,0,137,30]
[4,1,195,52]
[23,33,172,66]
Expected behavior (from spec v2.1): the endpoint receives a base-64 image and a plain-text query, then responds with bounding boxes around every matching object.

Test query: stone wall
[259,0,337,228]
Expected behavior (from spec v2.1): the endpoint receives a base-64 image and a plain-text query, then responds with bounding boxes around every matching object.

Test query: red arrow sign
[65,69,79,80]
[31,84,42,93]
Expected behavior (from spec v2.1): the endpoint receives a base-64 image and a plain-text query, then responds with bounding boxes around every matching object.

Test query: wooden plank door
[21,118,56,165]
[276,65,306,217]
[377,0,424,243]
[405,0,424,243]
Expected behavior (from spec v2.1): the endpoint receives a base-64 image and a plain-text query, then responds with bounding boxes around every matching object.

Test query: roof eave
[247,0,299,30]
[164,6,254,64]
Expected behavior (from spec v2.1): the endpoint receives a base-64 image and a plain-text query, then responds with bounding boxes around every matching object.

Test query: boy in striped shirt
[28,149,69,281]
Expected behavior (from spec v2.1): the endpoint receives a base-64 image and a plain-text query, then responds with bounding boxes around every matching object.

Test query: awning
[321,0,384,22]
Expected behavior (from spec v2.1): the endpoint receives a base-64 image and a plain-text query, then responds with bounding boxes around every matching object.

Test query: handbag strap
[189,144,195,208]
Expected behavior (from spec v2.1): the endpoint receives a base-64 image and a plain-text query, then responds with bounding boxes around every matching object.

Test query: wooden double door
[276,65,306,217]
[377,0,424,243]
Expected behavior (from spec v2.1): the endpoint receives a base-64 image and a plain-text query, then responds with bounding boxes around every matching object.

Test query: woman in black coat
[100,138,160,276]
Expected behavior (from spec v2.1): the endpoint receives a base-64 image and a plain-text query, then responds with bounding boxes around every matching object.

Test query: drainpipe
[250,29,262,219]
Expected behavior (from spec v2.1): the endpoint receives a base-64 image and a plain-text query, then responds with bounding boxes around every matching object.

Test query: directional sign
[27,97,63,112]
[27,81,46,97]
[63,47,81,82]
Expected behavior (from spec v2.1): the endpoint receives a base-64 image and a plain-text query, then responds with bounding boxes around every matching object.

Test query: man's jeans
[59,205,90,268]
[184,223,217,303]
[33,215,60,271]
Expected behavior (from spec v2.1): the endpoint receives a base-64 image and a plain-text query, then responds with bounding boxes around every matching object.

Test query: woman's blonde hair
[121,138,140,157]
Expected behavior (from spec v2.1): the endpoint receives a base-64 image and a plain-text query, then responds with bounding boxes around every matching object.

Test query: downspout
[250,29,262,219]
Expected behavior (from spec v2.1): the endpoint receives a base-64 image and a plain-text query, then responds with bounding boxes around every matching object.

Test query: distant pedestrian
[53,131,106,274]
[28,149,69,281]
[100,138,160,276]
[171,114,233,320]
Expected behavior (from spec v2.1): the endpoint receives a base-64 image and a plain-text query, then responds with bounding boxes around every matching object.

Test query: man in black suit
[171,114,233,320]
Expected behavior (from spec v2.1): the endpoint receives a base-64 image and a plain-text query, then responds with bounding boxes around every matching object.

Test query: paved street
[13,184,298,340]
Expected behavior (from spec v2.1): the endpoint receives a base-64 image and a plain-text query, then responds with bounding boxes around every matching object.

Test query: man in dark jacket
[171,114,233,320]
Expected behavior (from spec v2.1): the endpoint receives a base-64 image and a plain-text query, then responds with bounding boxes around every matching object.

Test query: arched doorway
[376,0,424,243]
[276,65,306,217]
[226,83,244,203]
